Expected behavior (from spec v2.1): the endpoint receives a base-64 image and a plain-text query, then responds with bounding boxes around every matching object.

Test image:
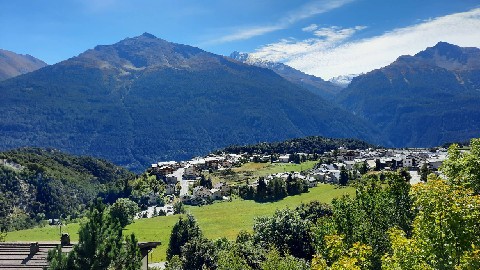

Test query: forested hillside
[0,148,134,231]
[0,33,380,172]
[217,136,375,155]
[337,42,480,147]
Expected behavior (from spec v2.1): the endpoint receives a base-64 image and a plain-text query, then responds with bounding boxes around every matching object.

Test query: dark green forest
[0,148,134,231]
[216,136,374,155]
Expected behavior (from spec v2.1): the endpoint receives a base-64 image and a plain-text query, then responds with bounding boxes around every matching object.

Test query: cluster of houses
[149,154,242,203]
[306,147,448,185]
[147,146,448,206]
[182,182,231,205]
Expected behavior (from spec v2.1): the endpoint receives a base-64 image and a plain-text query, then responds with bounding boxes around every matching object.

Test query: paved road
[172,167,192,196]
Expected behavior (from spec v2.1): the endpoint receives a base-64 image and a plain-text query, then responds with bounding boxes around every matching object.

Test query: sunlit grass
[7,183,353,262]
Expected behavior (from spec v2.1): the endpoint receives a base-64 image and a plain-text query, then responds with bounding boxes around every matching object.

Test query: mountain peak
[230,51,249,62]
[0,49,47,81]
[72,33,213,71]
[140,32,157,39]
[414,41,480,71]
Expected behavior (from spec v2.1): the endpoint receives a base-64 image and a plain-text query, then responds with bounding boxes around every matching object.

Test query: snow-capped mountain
[230,51,342,100]
[328,74,360,88]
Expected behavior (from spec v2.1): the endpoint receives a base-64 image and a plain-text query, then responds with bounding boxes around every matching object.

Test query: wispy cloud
[251,8,480,80]
[251,25,366,62]
[208,0,355,44]
[210,25,285,44]
[302,24,318,32]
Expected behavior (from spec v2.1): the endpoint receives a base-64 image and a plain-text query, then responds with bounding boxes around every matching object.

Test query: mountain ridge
[337,41,480,147]
[0,49,47,81]
[0,33,380,172]
[229,51,342,100]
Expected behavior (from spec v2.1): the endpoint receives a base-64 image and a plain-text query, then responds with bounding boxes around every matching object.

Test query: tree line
[238,174,309,202]
[216,136,374,155]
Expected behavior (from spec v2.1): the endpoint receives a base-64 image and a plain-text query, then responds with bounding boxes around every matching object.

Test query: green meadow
[6,184,353,262]
[207,161,319,185]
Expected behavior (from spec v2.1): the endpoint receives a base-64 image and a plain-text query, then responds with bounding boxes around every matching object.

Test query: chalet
[165,174,178,185]
[340,151,357,162]
[204,156,222,169]
[193,186,212,199]
[156,165,174,176]
[366,159,377,169]
[324,170,340,184]
[306,176,318,187]
[190,159,207,171]
[213,182,231,196]
[184,164,197,179]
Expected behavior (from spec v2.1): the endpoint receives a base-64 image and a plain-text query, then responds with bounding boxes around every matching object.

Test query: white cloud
[251,25,366,62]
[251,8,480,80]
[302,24,318,32]
[284,0,354,24]
[209,25,284,44]
[208,0,355,44]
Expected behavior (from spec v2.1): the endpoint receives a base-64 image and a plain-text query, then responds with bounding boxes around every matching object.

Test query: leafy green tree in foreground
[382,179,480,270]
[331,172,414,269]
[109,198,139,227]
[180,235,217,269]
[441,138,480,194]
[166,214,202,260]
[47,199,142,270]
[261,248,309,270]
[253,208,314,260]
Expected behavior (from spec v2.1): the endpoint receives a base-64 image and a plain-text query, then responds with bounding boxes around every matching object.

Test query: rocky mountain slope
[0,49,47,81]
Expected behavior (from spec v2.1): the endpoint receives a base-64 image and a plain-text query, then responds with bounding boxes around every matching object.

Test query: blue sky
[1,0,479,79]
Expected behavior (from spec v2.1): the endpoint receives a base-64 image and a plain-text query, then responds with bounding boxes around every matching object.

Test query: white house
[278,154,291,163]
[403,155,415,167]
[184,164,197,179]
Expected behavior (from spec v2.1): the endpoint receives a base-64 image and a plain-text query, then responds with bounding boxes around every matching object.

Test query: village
[138,146,448,217]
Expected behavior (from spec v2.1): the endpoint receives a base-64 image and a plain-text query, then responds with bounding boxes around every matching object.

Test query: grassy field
[233,161,317,176]
[6,183,353,262]
[208,161,318,185]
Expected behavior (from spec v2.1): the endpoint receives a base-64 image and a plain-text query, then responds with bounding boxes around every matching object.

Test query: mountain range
[1,35,479,170]
[0,49,47,81]
[337,42,480,147]
[229,51,342,100]
[0,33,378,172]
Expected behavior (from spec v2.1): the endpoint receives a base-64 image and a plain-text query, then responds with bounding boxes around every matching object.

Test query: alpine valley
[1,34,479,171]
[0,33,379,172]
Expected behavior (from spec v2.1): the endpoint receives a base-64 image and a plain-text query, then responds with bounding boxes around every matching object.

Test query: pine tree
[47,199,142,270]
[339,166,349,186]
